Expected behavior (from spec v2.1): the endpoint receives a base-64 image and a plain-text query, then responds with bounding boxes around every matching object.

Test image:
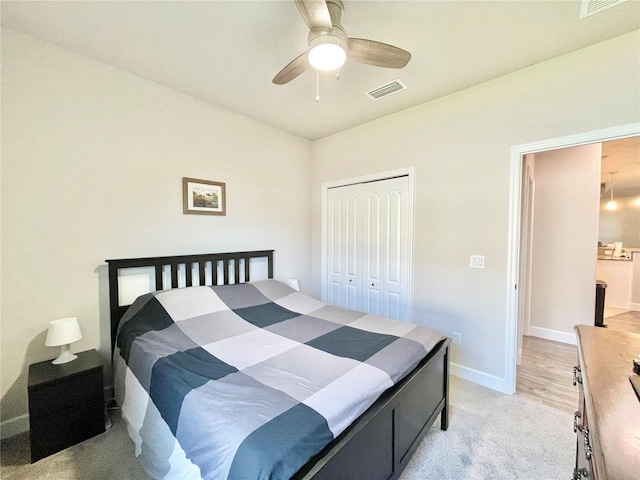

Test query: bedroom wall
[529,145,601,343]
[310,30,640,391]
[0,29,311,429]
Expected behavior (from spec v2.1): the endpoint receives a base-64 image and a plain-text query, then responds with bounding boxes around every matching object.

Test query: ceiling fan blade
[347,38,411,68]
[294,0,332,31]
[272,52,310,85]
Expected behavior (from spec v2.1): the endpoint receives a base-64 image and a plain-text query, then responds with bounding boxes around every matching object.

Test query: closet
[326,175,411,321]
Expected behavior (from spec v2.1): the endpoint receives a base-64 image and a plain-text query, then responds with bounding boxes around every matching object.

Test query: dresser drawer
[30,398,105,462]
[574,395,595,480]
[29,369,102,415]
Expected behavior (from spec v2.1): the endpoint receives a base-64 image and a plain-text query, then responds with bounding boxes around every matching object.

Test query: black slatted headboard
[106,250,274,355]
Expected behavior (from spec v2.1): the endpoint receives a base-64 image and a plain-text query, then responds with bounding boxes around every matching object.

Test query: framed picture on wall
[182,177,226,216]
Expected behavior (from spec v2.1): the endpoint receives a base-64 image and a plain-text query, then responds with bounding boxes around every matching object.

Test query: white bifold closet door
[327,175,410,321]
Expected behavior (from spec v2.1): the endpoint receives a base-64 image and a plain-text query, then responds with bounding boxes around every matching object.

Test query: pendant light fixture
[606,171,617,211]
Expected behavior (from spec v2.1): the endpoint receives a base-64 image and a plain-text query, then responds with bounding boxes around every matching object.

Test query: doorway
[505,123,640,394]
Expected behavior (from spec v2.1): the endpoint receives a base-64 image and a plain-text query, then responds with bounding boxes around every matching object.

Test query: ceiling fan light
[308,36,346,71]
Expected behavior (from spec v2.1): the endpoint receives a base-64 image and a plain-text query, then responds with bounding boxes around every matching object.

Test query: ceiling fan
[272,0,411,85]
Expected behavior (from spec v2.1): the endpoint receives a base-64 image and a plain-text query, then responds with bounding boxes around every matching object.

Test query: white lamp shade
[45,317,83,347]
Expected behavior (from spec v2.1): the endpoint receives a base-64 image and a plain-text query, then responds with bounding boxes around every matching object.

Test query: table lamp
[45,317,83,364]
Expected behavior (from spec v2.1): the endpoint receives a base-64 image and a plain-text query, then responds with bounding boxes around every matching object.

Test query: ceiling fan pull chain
[336,69,340,80]
[316,69,320,102]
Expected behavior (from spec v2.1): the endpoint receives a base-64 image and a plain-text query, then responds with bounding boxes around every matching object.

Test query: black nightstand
[28,349,105,462]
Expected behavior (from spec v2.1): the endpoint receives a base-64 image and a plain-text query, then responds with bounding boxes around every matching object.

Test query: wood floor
[600,308,640,333]
[516,336,579,413]
[516,310,640,413]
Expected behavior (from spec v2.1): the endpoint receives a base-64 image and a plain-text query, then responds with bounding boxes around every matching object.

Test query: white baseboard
[607,303,632,310]
[1,414,29,440]
[629,303,640,312]
[528,326,577,345]
[450,362,509,394]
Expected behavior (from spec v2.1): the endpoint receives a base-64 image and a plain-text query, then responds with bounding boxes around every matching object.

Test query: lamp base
[52,344,78,364]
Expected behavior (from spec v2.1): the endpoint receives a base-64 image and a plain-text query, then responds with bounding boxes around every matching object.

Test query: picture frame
[182,177,226,216]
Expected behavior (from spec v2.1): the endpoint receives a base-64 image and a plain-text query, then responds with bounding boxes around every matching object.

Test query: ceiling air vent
[580,0,627,18]
[365,79,407,101]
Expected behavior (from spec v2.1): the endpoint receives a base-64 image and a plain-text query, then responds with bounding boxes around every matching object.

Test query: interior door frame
[516,161,535,365]
[505,122,640,394]
[321,167,415,321]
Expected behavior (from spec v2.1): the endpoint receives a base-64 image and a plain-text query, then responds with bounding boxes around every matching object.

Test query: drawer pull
[573,366,582,386]
[572,467,589,479]
[584,428,593,461]
[573,411,583,433]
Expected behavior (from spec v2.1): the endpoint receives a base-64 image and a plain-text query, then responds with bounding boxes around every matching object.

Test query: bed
[107,250,450,480]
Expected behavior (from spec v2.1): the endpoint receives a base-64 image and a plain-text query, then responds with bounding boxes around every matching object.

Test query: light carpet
[1,376,575,480]
[399,376,574,479]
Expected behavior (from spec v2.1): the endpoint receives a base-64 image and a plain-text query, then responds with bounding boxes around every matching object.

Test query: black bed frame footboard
[294,337,451,480]
[106,250,450,480]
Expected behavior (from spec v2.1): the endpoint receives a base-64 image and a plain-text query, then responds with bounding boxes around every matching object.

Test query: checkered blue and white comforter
[113,280,445,480]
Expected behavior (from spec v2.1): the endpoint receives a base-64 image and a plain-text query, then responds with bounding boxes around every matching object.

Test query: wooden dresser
[573,326,640,480]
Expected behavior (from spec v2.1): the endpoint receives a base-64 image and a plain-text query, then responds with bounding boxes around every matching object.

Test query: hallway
[516,310,640,412]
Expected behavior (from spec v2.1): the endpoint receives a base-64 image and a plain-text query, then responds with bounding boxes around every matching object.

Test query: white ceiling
[2,0,639,141]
